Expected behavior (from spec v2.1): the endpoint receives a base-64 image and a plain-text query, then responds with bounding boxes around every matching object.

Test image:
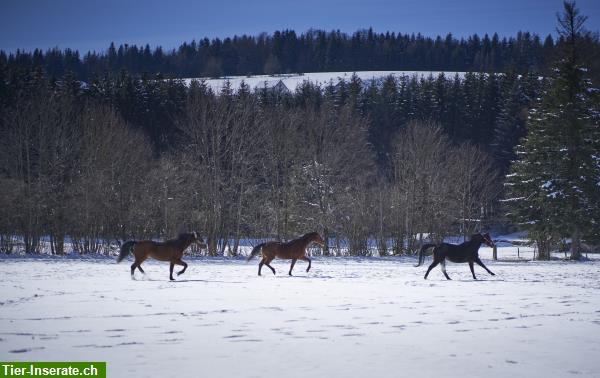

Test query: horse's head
[192,231,208,249]
[308,232,326,247]
[479,232,495,248]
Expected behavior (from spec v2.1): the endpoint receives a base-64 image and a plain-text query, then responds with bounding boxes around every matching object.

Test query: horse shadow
[138,277,243,284]
[281,274,335,279]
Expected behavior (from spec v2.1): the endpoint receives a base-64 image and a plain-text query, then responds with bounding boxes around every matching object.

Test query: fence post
[493,245,497,260]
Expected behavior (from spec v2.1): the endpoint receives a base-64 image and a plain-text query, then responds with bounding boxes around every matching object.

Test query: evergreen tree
[491,71,529,173]
[504,1,600,259]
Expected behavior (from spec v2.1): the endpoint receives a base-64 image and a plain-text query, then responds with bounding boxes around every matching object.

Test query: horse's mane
[302,232,319,239]
[177,233,192,240]
[174,233,197,245]
[281,232,318,247]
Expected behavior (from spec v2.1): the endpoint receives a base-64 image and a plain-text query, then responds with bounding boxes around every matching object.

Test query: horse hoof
[170,278,175,281]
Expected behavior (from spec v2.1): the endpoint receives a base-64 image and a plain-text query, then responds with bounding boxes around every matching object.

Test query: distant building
[257,79,290,94]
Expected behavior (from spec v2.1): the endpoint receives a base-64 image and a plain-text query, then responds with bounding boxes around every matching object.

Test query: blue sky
[1,0,599,53]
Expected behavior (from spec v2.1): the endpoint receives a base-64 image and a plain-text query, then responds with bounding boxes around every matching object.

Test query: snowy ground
[1,249,599,377]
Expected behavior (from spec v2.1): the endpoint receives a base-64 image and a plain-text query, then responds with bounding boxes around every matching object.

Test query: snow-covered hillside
[1,253,599,377]
[182,70,466,93]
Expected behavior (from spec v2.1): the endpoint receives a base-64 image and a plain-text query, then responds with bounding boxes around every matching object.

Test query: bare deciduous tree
[389,120,499,253]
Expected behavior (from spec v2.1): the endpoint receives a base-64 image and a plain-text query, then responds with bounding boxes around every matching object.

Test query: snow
[1,246,599,377]
[500,196,525,202]
[182,70,467,93]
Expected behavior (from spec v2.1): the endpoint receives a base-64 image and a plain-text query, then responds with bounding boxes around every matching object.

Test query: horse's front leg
[169,262,175,281]
[468,261,477,280]
[300,256,311,272]
[176,260,188,276]
[475,257,495,276]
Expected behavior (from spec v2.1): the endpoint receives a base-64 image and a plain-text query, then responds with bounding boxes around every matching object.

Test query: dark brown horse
[416,233,496,280]
[246,232,325,276]
[117,232,207,281]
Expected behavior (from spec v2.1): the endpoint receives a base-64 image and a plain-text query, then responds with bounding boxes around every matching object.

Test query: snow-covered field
[183,70,466,93]
[1,250,599,377]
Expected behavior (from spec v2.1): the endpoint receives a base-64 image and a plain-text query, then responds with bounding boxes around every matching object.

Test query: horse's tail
[246,243,265,262]
[117,241,136,263]
[415,243,437,267]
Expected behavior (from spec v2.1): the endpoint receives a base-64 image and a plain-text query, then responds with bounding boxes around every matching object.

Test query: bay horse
[416,233,496,280]
[117,232,207,281]
[246,232,325,276]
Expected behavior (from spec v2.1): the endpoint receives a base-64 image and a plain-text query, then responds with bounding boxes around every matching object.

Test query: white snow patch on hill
[182,70,467,93]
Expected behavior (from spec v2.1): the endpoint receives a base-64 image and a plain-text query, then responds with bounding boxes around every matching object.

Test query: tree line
[2,27,598,82]
[0,67,510,256]
[1,2,598,259]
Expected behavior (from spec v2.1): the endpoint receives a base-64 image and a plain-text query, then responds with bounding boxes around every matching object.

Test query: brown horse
[117,232,207,281]
[246,232,325,276]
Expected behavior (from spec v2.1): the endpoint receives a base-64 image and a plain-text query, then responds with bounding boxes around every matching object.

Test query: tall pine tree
[504,1,600,259]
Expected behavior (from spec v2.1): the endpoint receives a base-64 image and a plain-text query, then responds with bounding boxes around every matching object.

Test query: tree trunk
[569,227,582,260]
[536,233,552,260]
[322,227,330,256]
[207,236,218,256]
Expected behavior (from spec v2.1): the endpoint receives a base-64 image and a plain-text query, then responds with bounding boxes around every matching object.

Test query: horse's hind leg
[300,256,312,272]
[475,257,495,276]
[289,259,297,276]
[424,259,440,280]
[176,259,188,276]
[169,262,175,281]
[258,258,265,276]
[440,260,451,280]
[130,262,137,279]
[137,256,147,275]
[468,261,477,280]
[265,258,276,275]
